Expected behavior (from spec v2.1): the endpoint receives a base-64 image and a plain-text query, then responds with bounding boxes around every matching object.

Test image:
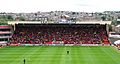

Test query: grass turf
[0,46,120,64]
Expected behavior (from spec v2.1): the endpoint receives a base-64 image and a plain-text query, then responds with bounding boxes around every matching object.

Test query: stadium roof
[76,21,111,24]
[8,21,111,25]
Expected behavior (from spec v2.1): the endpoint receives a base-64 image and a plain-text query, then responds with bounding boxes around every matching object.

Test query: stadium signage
[58,20,76,24]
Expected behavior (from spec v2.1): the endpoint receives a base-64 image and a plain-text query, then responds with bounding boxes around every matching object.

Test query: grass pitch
[0,46,120,64]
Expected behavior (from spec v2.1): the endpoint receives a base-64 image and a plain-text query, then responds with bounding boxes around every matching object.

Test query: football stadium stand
[8,21,111,46]
[0,25,12,46]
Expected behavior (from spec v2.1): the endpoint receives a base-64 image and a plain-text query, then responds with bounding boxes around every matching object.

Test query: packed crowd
[10,25,109,44]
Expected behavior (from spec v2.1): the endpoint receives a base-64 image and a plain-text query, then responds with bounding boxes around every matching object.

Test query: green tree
[108,25,112,31]
[101,16,106,21]
[7,15,13,20]
[19,17,25,21]
[111,20,116,25]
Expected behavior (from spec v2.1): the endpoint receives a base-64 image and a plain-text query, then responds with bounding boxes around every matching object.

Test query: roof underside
[8,21,111,25]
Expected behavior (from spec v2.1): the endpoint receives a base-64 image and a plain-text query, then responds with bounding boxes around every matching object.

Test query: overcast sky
[0,0,119,13]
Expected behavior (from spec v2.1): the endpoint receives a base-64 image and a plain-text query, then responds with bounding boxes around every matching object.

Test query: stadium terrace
[0,21,111,46]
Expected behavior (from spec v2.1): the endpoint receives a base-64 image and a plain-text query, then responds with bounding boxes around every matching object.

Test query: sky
[0,0,119,13]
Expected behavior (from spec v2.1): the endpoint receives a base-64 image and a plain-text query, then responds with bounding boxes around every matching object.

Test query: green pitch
[0,46,120,64]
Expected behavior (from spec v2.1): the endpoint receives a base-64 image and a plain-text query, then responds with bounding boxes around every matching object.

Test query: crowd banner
[10,44,19,46]
[81,44,102,46]
[20,44,42,46]
[65,44,74,46]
